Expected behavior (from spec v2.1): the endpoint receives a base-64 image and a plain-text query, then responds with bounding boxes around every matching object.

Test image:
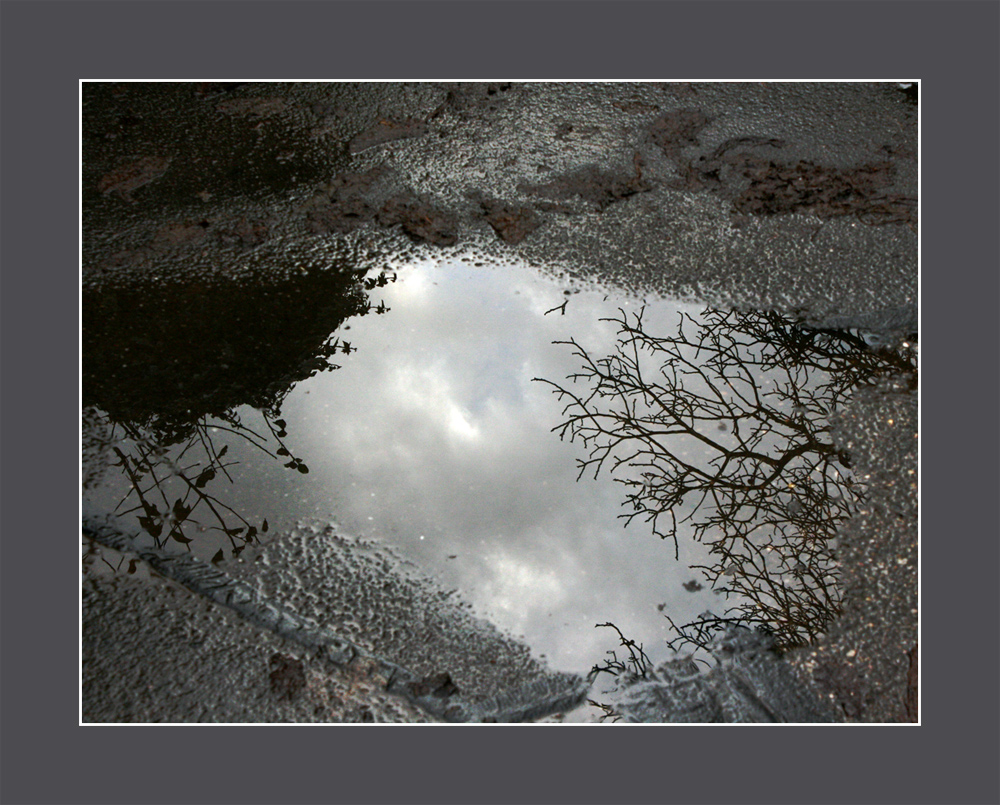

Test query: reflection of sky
[274,260,726,672]
[86,260,733,675]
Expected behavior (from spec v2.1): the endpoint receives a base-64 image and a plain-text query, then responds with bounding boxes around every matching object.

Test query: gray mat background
[2,1,997,803]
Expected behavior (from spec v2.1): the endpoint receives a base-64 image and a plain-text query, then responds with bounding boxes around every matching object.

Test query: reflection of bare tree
[536,307,917,649]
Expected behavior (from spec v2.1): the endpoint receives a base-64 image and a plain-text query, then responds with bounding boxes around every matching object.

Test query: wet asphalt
[82,82,917,722]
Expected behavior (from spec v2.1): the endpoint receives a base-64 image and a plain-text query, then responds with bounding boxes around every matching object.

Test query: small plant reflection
[536,306,917,651]
[100,408,306,561]
[586,623,655,722]
[84,270,397,562]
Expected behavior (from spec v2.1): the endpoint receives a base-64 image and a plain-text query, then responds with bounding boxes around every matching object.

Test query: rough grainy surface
[81,407,114,492]
[82,572,433,724]
[605,629,839,723]
[788,373,919,722]
[82,81,918,722]
[83,81,916,321]
[82,520,588,723]
[224,525,562,708]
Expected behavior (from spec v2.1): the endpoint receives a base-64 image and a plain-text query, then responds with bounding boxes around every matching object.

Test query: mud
[269,652,307,701]
[304,166,392,234]
[304,168,460,245]
[377,193,459,246]
[646,108,713,159]
[518,151,651,211]
[97,154,172,202]
[470,193,543,244]
[349,117,430,155]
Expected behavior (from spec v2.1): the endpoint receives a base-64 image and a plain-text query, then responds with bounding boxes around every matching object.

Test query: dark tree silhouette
[84,269,396,558]
[535,306,916,650]
[83,266,391,443]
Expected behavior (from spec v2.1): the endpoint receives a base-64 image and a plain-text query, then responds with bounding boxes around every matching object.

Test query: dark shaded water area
[83,253,915,698]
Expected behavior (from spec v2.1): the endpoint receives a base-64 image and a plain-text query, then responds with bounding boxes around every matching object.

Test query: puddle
[83,256,913,690]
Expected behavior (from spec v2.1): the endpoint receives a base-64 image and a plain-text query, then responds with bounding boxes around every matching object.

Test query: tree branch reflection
[536,306,917,650]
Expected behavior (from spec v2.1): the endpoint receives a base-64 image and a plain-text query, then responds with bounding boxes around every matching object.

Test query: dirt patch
[378,194,459,246]
[97,155,172,202]
[554,122,601,141]
[670,136,916,227]
[305,167,390,235]
[349,117,430,155]
[269,652,307,700]
[519,151,650,211]
[406,672,461,700]
[219,215,272,247]
[473,194,543,244]
[304,167,457,246]
[646,108,712,158]
[671,136,788,192]
[151,220,212,249]
[430,82,514,118]
[732,158,916,225]
[613,98,660,114]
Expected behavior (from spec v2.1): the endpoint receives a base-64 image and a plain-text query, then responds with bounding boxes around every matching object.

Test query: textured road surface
[82,82,917,722]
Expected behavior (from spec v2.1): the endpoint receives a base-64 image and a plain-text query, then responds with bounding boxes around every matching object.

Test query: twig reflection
[537,306,916,650]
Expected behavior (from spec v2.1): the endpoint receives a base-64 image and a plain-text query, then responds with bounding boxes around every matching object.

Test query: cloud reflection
[265,260,718,672]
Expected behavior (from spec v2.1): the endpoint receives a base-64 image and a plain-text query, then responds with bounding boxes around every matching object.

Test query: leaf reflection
[83,269,397,557]
[102,412,282,557]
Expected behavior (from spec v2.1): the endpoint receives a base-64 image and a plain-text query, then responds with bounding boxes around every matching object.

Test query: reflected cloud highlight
[267,261,715,671]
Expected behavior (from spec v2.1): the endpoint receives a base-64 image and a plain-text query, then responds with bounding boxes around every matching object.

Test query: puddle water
[83,257,910,688]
